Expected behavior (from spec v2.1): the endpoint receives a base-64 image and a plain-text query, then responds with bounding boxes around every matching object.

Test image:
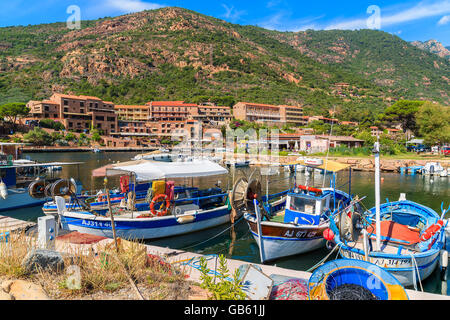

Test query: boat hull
[332,200,445,287]
[60,205,233,240]
[338,248,440,287]
[246,218,328,262]
[0,189,48,212]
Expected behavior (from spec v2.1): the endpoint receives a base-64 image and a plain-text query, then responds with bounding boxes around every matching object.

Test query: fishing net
[270,278,308,300]
[328,283,379,300]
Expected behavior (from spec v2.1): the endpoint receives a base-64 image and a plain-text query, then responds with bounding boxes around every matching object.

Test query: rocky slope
[0,7,449,121]
[411,39,450,60]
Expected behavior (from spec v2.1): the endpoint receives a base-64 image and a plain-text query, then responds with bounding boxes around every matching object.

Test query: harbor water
[6,151,450,295]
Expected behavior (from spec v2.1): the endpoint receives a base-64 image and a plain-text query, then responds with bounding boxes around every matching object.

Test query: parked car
[443,147,450,157]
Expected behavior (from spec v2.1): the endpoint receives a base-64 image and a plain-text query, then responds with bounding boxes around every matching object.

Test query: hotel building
[26,94,118,135]
[232,102,307,126]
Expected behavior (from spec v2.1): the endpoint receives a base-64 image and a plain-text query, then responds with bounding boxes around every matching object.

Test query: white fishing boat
[236,160,353,263]
[57,159,236,240]
[422,162,446,176]
[0,161,83,212]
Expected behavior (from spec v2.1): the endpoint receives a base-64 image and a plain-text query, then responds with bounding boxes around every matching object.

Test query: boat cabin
[284,189,333,225]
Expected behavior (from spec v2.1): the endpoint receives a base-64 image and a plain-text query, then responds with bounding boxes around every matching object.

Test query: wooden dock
[0,215,35,234]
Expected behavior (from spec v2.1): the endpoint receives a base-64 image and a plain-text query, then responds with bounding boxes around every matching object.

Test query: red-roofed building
[26,93,118,135]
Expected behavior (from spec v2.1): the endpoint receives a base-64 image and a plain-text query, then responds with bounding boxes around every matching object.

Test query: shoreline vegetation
[0,231,213,300]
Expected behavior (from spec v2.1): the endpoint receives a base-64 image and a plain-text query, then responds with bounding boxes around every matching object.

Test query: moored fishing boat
[56,159,236,240]
[327,141,448,287]
[330,200,448,287]
[237,159,354,263]
[0,143,84,212]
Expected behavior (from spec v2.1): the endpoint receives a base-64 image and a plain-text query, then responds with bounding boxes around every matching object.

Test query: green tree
[90,129,102,142]
[416,102,450,146]
[64,132,77,142]
[382,100,425,134]
[23,127,54,146]
[0,102,30,125]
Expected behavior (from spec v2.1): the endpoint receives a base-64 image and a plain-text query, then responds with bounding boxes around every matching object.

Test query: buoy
[323,228,335,241]
[440,250,448,281]
[0,180,8,200]
[177,215,195,224]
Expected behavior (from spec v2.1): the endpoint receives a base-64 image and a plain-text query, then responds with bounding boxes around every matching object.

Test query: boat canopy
[95,159,228,181]
[286,159,350,173]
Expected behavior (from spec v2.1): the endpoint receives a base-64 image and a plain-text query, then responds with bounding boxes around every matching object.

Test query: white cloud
[257,10,323,31]
[88,0,164,17]
[438,15,450,25]
[325,1,450,30]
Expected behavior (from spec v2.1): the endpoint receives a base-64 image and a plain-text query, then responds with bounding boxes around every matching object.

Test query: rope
[178,254,234,282]
[411,253,424,292]
[306,243,341,273]
[179,215,245,251]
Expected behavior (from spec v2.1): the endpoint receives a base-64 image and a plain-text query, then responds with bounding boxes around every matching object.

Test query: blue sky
[1,0,449,46]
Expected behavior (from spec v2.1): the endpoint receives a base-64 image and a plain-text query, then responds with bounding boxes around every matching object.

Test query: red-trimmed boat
[236,160,353,263]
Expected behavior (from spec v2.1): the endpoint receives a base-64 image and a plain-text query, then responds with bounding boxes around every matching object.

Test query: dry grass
[0,232,191,300]
[0,230,35,278]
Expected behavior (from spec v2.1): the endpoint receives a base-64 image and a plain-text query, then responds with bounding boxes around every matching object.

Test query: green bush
[198,255,246,300]
[23,127,54,146]
[39,119,65,131]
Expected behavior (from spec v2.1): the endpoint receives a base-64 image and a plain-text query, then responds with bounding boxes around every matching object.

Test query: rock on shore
[1,279,50,300]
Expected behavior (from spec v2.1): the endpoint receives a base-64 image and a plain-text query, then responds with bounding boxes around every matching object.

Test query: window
[63,100,68,106]
[80,102,84,107]
[44,106,50,111]
[80,109,84,113]
[68,122,73,128]
[95,116,104,121]
[289,197,317,215]
[64,108,68,113]
[54,114,58,118]
[107,117,115,122]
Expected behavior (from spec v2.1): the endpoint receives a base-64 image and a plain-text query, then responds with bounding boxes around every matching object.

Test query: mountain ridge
[0,7,449,122]
[411,39,450,60]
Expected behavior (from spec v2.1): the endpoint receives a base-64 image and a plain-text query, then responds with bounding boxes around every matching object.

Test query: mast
[374,139,381,251]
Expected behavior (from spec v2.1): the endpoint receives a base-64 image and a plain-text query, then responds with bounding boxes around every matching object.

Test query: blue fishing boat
[328,142,448,287]
[240,159,353,263]
[56,159,235,240]
[330,200,448,287]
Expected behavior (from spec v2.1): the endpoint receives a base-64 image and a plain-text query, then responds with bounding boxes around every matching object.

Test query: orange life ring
[420,220,444,242]
[120,176,130,194]
[97,194,107,202]
[298,185,322,194]
[150,194,171,217]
